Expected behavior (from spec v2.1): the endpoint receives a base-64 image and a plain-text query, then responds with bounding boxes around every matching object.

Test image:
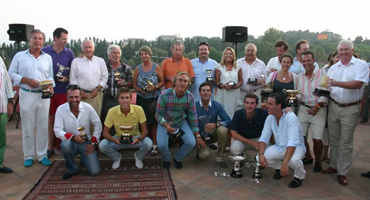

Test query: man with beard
[8,29,54,167]
[70,39,108,117]
[161,40,195,89]
[257,93,306,188]
[54,85,102,179]
[156,72,206,169]
[236,43,267,107]
[190,42,218,102]
[42,28,74,157]
[322,40,369,186]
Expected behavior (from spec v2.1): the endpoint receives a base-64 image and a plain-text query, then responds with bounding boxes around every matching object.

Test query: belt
[21,87,42,93]
[301,103,327,109]
[82,89,92,93]
[331,99,361,107]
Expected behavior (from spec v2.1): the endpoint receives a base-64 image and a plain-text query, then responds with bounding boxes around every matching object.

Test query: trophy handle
[283,89,287,94]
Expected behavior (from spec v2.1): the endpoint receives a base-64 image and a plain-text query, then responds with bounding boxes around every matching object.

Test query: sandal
[320,156,329,162]
[151,145,158,155]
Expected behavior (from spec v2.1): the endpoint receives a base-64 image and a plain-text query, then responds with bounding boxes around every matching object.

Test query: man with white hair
[322,40,369,186]
[101,45,133,133]
[8,29,54,167]
[236,43,267,107]
[70,39,108,117]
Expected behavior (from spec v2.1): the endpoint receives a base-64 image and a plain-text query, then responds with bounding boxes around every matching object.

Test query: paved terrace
[1,119,370,200]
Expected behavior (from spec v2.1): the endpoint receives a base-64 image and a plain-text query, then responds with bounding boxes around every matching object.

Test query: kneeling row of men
[55,72,305,188]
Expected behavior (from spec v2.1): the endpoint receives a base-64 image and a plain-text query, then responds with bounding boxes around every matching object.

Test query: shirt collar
[170,56,184,63]
[50,45,67,53]
[83,55,95,61]
[26,49,46,56]
[304,65,320,76]
[117,104,135,115]
[338,56,356,66]
[67,102,83,113]
[199,99,212,108]
[198,57,209,63]
[242,108,261,119]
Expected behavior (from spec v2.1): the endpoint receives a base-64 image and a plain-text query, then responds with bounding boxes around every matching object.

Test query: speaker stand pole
[233,42,238,58]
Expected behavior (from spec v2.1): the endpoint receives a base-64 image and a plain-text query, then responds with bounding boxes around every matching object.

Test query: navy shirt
[231,108,268,139]
[196,100,231,133]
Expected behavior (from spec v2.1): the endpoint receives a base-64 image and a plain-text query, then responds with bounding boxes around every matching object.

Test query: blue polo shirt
[190,57,218,101]
[196,100,231,133]
[231,108,268,139]
[42,45,75,94]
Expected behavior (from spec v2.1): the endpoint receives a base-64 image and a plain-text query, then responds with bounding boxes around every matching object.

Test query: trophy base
[119,139,133,144]
[167,130,185,142]
[286,99,299,107]
[230,169,243,178]
[252,172,262,179]
[313,88,331,97]
[201,133,214,143]
[206,78,214,83]
[42,93,54,99]
[247,78,257,85]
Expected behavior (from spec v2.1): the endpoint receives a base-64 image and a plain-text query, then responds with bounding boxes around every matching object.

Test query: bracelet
[138,137,142,141]
[8,99,15,104]
[315,104,321,109]
[259,153,264,156]
[218,83,223,89]
[195,134,201,138]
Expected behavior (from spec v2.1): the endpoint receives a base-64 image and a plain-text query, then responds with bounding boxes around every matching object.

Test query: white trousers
[19,90,50,161]
[257,144,306,180]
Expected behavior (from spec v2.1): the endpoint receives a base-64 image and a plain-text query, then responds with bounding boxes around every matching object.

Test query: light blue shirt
[190,57,218,101]
[8,49,54,90]
[290,57,319,74]
[259,111,306,153]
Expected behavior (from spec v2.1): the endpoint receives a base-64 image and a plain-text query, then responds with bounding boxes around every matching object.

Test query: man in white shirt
[236,43,267,107]
[296,51,328,172]
[8,29,54,167]
[70,39,108,117]
[266,41,289,73]
[257,93,306,188]
[54,84,102,180]
[322,40,369,186]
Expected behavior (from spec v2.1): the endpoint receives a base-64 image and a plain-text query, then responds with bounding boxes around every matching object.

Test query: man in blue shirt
[196,83,231,168]
[230,93,268,156]
[257,93,306,188]
[190,42,218,102]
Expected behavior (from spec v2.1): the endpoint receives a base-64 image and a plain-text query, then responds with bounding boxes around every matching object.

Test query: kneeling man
[54,85,102,179]
[99,87,153,169]
[257,93,306,188]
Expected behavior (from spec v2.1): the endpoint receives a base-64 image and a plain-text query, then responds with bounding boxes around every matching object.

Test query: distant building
[159,35,178,40]
[123,38,145,46]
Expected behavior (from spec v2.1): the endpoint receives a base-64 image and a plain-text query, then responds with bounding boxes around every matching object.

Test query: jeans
[99,135,153,161]
[157,121,196,162]
[61,140,100,176]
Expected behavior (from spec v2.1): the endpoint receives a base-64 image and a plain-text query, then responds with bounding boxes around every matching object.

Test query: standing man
[99,87,152,169]
[258,93,306,188]
[230,93,268,156]
[266,40,289,73]
[54,85,101,179]
[323,40,369,186]
[155,72,206,169]
[297,51,328,172]
[42,28,75,157]
[196,83,231,167]
[70,39,108,117]
[290,39,319,74]
[0,57,15,173]
[8,29,54,167]
[236,43,267,107]
[190,42,218,101]
[161,40,195,89]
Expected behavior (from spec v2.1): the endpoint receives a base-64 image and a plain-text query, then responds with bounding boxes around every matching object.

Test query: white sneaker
[112,154,122,169]
[134,153,143,168]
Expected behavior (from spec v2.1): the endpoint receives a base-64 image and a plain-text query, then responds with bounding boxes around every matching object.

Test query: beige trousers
[197,126,228,160]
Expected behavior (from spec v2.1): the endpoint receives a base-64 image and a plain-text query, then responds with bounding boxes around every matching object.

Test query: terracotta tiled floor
[1,119,370,200]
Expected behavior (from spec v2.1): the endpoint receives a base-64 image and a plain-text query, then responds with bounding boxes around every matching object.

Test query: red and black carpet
[23,158,177,200]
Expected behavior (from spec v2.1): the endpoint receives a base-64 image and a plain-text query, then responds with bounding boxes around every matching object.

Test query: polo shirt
[161,56,195,88]
[190,57,218,101]
[104,104,146,136]
[42,45,75,94]
[231,108,268,139]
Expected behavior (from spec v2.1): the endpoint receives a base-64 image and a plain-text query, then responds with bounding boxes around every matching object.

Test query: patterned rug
[23,158,177,200]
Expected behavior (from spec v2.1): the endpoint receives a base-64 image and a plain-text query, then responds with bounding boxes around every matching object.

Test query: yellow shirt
[104,105,146,136]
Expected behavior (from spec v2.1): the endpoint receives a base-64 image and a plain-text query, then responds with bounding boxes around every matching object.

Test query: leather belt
[82,89,92,93]
[331,99,361,107]
[301,103,327,109]
[21,87,42,93]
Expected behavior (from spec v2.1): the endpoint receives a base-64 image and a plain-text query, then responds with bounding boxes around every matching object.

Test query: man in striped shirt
[155,72,205,169]
[296,51,328,172]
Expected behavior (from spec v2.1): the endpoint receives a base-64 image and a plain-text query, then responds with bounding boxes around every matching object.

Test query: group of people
[1,27,369,189]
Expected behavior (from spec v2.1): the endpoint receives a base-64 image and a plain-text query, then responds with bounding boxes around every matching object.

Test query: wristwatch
[216,123,220,127]
[195,134,201,138]
[155,85,159,89]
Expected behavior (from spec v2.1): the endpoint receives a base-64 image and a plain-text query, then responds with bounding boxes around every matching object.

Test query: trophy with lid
[39,80,54,99]
[119,125,136,143]
[313,76,331,97]
[77,127,88,142]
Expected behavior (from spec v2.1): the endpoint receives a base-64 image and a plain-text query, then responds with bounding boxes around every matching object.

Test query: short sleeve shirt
[161,57,195,88]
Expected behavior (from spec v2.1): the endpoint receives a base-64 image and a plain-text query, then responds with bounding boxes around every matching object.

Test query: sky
[1,0,369,44]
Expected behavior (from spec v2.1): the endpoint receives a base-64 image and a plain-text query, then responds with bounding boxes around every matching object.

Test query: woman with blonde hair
[215,47,243,119]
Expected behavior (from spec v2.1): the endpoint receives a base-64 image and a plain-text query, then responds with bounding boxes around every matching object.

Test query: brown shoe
[359,118,368,123]
[322,167,337,174]
[337,175,348,186]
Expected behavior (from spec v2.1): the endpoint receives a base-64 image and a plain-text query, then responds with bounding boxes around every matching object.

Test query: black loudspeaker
[7,24,34,42]
[222,26,248,43]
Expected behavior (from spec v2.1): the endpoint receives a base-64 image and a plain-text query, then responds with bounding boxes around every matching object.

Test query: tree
[262,28,283,43]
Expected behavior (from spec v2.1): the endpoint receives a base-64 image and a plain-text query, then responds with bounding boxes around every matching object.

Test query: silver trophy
[56,63,69,80]
[205,69,214,83]
[252,161,262,179]
[229,155,247,178]
[214,154,229,177]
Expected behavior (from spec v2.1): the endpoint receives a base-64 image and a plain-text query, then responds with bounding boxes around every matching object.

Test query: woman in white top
[215,47,243,119]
